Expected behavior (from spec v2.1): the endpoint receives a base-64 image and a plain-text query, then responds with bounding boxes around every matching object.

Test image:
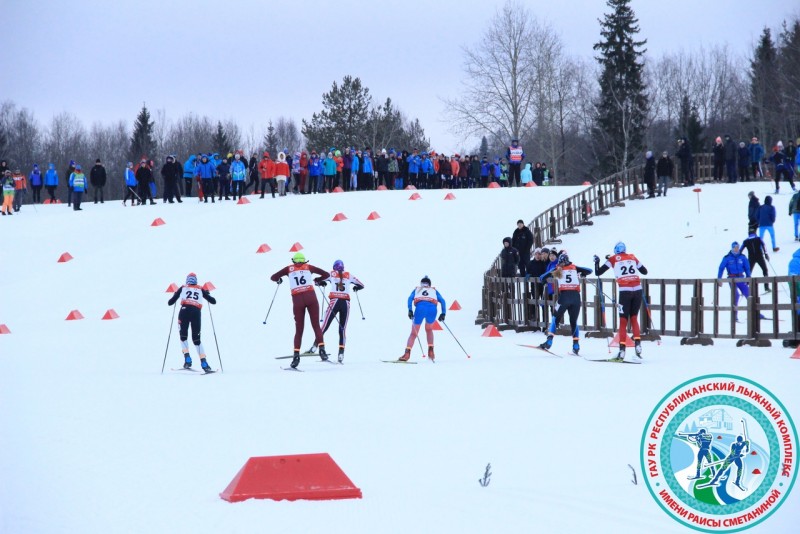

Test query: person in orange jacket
[258,151,276,199]
[12,169,27,212]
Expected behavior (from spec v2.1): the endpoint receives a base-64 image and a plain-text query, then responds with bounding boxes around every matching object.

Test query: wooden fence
[479,154,799,346]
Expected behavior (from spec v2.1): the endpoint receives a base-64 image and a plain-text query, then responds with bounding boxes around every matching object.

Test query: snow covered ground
[1,182,798,534]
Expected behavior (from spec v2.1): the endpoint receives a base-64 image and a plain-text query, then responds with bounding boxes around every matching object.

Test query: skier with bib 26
[270,253,330,369]
[398,276,446,362]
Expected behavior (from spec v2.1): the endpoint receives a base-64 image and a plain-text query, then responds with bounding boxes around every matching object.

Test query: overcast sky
[1,0,795,153]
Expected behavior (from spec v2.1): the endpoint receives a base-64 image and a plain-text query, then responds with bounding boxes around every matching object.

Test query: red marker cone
[332,186,344,193]
[367,211,381,220]
[290,242,303,252]
[376,185,388,191]
[102,309,120,320]
[237,197,250,204]
[66,310,84,321]
[0,324,10,334]
[488,182,501,189]
[525,181,536,187]
[431,320,443,331]
[166,283,179,293]
[332,213,348,221]
[409,193,421,200]
[151,218,166,226]
[58,252,73,263]
[256,244,272,253]
[203,282,216,291]
[482,325,502,337]
[444,193,456,200]
[791,345,800,359]
[449,300,462,311]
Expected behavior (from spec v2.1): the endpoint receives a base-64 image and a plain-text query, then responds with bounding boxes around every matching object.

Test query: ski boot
[428,345,435,362]
[338,346,344,364]
[398,348,411,362]
[539,336,553,350]
[612,345,626,362]
[572,340,580,356]
[290,352,301,369]
[183,354,192,369]
[318,345,329,362]
[634,339,642,359]
[200,358,214,373]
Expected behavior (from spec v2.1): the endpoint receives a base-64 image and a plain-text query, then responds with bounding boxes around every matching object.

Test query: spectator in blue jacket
[308,151,322,194]
[44,163,58,203]
[350,149,360,191]
[123,162,138,205]
[521,162,532,186]
[717,241,752,321]
[749,137,765,179]
[419,151,434,189]
[480,157,490,188]
[29,164,43,203]
[195,154,216,203]
[69,164,87,211]
[407,149,420,188]
[737,141,751,182]
[757,195,778,252]
[361,148,374,191]
[323,151,337,193]
[183,154,197,196]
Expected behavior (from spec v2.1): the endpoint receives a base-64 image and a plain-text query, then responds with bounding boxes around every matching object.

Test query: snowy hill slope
[1,184,798,534]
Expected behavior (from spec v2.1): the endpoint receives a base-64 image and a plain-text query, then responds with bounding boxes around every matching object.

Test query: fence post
[533,221,542,248]
[549,213,557,242]
[566,205,574,229]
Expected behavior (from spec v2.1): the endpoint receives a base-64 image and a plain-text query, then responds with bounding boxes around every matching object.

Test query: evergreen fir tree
[479,136,489,157]
[592,0,648,174]
[675,96,705,153]
[212,121,231,155]
[129,104,156,162]
[779,20,800,140]
[302,76,372,151]
[264,120,278,157]
[750,28,781,146]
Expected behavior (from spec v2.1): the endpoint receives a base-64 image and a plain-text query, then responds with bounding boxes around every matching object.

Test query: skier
[593,242,649,360]
[717,242,752,322]
[705,435,750,491]
[318,260,364,363]
[270,253,331,369]
[678,428,716,480]
[538,254,592,355]
[742,229,770,292]
[167,273,217,373]
[398,276,446,362]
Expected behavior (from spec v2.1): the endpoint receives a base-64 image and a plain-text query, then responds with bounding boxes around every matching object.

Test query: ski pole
[161,301,178,374]
[416,334,426,358]
[766,257,791,299]
[355,290,365,320]
[317,284,339,325]
[208,304,224,373]
[442,320,471,358]
[262,283,281,324]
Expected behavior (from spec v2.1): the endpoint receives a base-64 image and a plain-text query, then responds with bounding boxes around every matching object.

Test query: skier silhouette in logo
[705,435,750,491]
[680,428,716,480]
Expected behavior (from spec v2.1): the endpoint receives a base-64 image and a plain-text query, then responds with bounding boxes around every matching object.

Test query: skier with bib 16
[270,253,331,369]
[398,276,446,362]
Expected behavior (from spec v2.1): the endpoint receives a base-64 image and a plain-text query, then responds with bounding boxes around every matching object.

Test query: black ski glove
[353,285,363,292]
[438,313,446,322]
[316,280,327,287]
[408,310,414,319]
[765,253,769,261]
[593,254,600,264]
[276,278,282,284]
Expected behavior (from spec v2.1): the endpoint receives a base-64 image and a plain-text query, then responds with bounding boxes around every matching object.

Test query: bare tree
[274,117,302,154]
[444,0,542,142]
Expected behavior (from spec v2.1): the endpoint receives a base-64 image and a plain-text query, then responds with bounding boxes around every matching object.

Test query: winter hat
[333,259,344,272]
[503,237,511,246]
[127,162,133,167]
[731,241,740,250]
[278,152,286,162]
[739,142,746,148]
[95,158,101,163]
[420,276,431,287]
[186,272,198,285]
[75,164,82,171]
[292,252,307,263]
[33,164,39,170]
[517,219,524,225]
[765,195,773,205]
[715,136,722,144]
[777,141,784,149]
[646,151,653,158]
